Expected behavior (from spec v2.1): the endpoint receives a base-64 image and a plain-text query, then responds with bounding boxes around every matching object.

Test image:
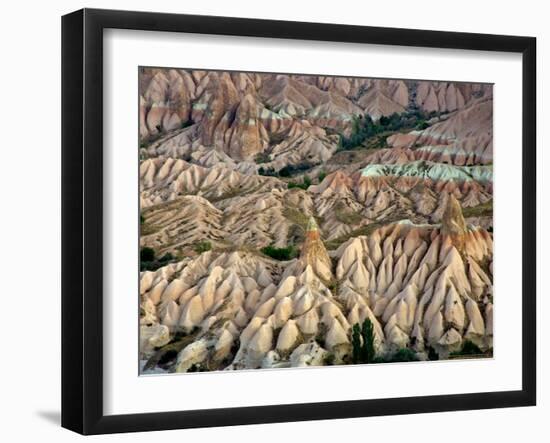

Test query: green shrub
[450,340,483,357]
[287,176,312,190]
[261,244,298,261]
[180,118,194,129]
[259,163,314,178]
[194,241,212,254]
[338,109,434,151]
[158,252,174,263]
[255,152,271,164]
[416,120,429,130]
[324,353,336,365]
[140,247,155,262]
[390,348,418,362]
[140,248,177,272]
[427,347,439,361]
[318,171,327,182]
[258,166,276,176]
[279,163,314,177]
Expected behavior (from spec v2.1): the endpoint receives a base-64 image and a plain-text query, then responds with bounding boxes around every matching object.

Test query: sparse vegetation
[287,176,312,190]
[334,203,364,225]
[140,247,176,271]
[325,220,386,250]
[318,170,327,182]
[449,340,484,358]
[255,152,271,164]
[258,162,316,178]
[416,120,430,130]
[261,244,299,261]
[323,352,336,366]
[282,207,311,229]
[138,131,163,149]
[462,200,493,218]
[279,163,315,177]
[180,118,194,129]
[194,241,212,254]
[140,247,155,263]
[389,348,418,362]
[338,109,438,151]
[427,347,439,361]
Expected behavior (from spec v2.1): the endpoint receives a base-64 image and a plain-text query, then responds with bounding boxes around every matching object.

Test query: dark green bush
[140,247,155,262]
[261,244,298,261]
[255,152,271,164]
[390,348,418,362]
[279,163,313,177]
[427,346,439,361]
[338,109,435,151]
[259,163,314,178]
[258,166,277,176]
[158,252,174,263]
[140,248,176,272]
[180,118,194,129]
[416,120,429,130]
[287,176,312,190]
[450,340,483,357]
[194,241,212,254]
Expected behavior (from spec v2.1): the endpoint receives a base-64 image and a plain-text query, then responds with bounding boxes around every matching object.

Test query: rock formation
[296,217,333,281]
[140,204,493,371]
[139,68,494,373]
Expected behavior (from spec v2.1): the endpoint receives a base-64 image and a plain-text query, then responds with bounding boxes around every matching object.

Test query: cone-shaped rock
[441,194,467,250]
[299,216,333,281]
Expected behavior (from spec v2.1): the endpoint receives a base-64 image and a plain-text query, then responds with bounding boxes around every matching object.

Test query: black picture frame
[62,8,537,435]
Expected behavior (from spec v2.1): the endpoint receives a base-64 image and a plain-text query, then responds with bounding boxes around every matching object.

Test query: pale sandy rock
[290,342,328,367]
[276,320,301,354]
[159,300,181,330]
[246,323,274,368]
[140,324,171,357]
[213,328,235,362]
[161,279,187,303]
[175,339,209,372]
[465,298,485,338]
[179,295,205,332]
[325,320,349,350]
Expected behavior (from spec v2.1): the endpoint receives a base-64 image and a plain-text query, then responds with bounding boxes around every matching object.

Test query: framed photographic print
[62,8,536,435]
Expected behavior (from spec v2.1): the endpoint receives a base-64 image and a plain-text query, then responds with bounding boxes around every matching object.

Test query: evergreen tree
[351,323,362,364]
[361,318,376,363]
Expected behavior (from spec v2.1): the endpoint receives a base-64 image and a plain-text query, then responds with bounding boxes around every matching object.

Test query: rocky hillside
[139,68,493,373]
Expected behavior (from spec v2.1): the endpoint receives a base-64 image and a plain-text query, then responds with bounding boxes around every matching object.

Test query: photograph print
[138,67,494,374]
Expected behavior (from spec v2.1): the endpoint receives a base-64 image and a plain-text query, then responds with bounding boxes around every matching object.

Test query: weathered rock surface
[140,158,492,255]
[139,68,494,373]
[140,68,493,167]
[140,198,492,372]
[385,98,493,165]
